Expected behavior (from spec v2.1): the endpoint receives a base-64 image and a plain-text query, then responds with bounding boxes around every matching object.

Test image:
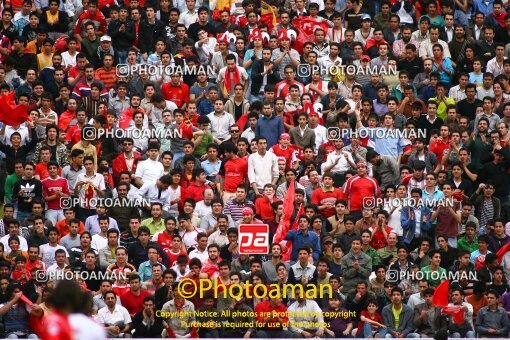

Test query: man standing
[475,290,510,337]
[42,161,70,225]
[248,137,279,199]
[74,156,105,221]
[12,162,43,223]
[255,101,284,149]
[341,236,371,292]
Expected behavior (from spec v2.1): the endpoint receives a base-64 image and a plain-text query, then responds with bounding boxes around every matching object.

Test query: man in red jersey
[182,168,210,204]
[311,172,345,218]
[428,124,451,164]
[200,243,221,279]
[73,0,107,43]
[161,73,189,109]
[42,161,70,225]
[270,133,298,168]
[253,295,293,338]
[344,161,381,221]
[121,274,151,317]
[152,217,178,256]
[218,142,248,204]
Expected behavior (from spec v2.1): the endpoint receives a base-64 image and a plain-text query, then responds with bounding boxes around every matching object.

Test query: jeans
[117,50,128,65]
[451,330,475,338]
[15,209,30,224]
[454,9,469,27]
[172,151,185,167]
[363,323,388,337]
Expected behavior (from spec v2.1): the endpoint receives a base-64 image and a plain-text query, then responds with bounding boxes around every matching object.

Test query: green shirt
[457,235,478,254]
[373,246,398,266]
[363,246,378,262]
[193,132,214,158]
[141,217,165,235]
[421,265,447,287]
[5,173,22,201]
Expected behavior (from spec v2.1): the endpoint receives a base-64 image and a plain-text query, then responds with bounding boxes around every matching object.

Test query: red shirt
[311,187,345,218]
[218,157,248,193]
[254,300,289,330]
[58,110,76,132]
[55,220,85,238]
[161,82,190,108]
[120,288,151,315]
[369,225,395,250]
[255,196,280,220]
[271,144,295,168]
[167,249,188,266]
[183,182,210,203]
[42,176,70,210]
[345,175,380,211]
[66,125,82,145]
[429,138,450,164]
[154,231,177,256]
[357,311,383,336]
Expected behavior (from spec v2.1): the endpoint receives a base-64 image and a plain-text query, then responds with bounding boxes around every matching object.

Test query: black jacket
[250,59,280,95]
[10,50,38,79]
[0,128,38,174]
[138,19,167,55]
[107,19,136,52]
[12,177,43,213]
[40,10,69,33]
[131,310,164,337]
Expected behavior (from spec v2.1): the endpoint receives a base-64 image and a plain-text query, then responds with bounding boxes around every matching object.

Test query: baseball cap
[361,14,371,21]
[361,55,371,61]
[100,35,112,42]
[242,207,254,215]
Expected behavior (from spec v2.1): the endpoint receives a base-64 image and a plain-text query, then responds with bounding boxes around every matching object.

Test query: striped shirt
[223,198,253,222]
[94,67,117,90]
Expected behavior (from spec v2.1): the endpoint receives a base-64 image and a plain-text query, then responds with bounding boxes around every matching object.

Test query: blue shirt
[475,0,494,16]
[255,114,284,148]
[138,261,166,282]
[361,127,405,158]
[201,159,222,177]
[198,99,214,116]
[432,57,454,83]
[285,229,321,262]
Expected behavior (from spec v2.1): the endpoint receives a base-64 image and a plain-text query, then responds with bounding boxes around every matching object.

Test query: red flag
[497,241,510,263]
[292,17,330,54]
[236,113,249,133]
[0,92,29,126]
[432,280,465,324]
[273,180,295,244]
[432,280,449,306]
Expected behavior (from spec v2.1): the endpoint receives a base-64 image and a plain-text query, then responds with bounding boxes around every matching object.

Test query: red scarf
[224,66,241,93]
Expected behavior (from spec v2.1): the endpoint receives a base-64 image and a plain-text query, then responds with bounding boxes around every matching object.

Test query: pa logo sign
[239,224,269,255]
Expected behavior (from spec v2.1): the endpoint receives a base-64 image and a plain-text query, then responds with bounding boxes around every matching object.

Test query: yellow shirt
[37,53,54,70]
[47,11,59,25]
[392,304,403,329]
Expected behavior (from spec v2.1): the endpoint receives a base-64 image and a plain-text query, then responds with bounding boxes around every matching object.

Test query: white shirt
[194,201,212,218]
[4,125,29,146]
[136,181,171,211]
[74,172,106,209]
[39,243,69,267]
[310,124,327,153]
[69,314,107,340]
[321,150,355,174]
[207,229,229,247]
[178,9,198,28]
[168,185,181,216]
[448,85,467,102]
[0,234,28,252]
[97,304,132,326]
[486,56,506,78]
[135,159,164,184]
[195,38,217,65]
[241,127,256,143]
[248,151,279,190]
[61,51,78,68]
[91,233,108,251]
[180,227,206,249]
[188,248,209,262]
[206,111,235,140]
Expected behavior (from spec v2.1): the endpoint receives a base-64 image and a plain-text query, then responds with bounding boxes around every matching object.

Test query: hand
[409,210,414,221]
[479,183,486,190]
[342,330,350,336]
[422,213,428,223]
[316,330,324,337]
[421,309,429,318]
[353,260,359,269]
[301,331,312,338]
